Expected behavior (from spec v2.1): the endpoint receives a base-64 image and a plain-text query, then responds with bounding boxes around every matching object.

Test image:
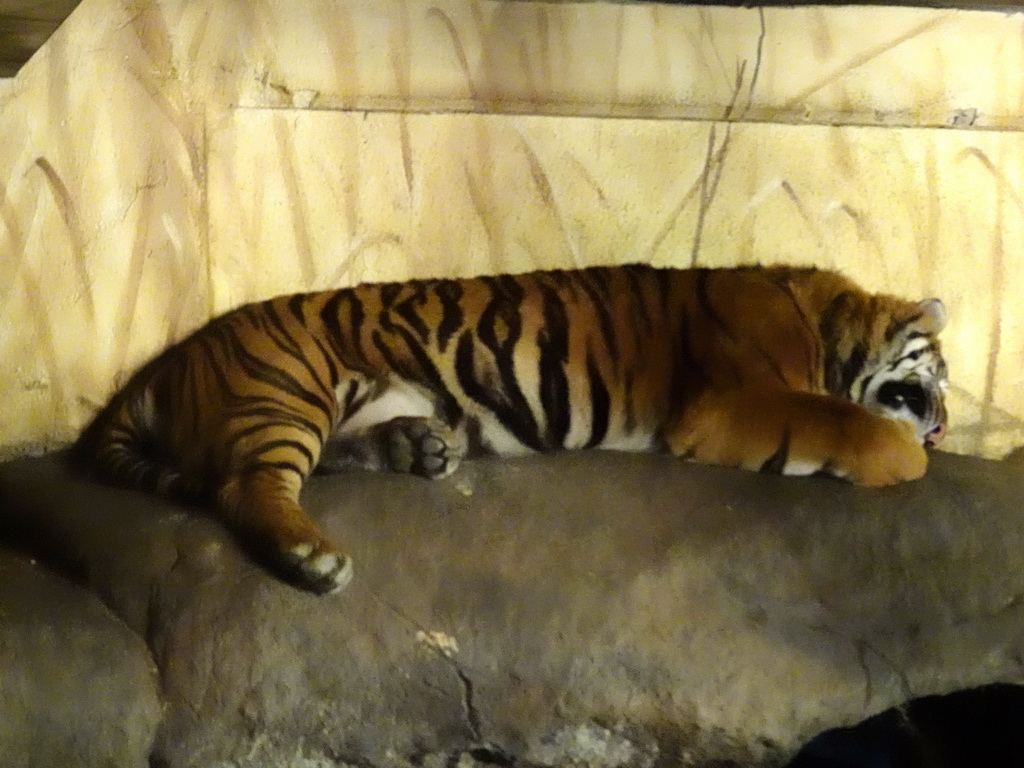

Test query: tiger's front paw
[384,417,466,479]
[281,542,354,595]
[848,418,928,487]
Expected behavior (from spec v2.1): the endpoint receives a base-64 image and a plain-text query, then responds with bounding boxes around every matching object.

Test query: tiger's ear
[914,298,947,335]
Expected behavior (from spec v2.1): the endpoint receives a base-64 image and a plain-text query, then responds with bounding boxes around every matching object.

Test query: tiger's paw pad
[384,417,465,479]
[285,543,353,595]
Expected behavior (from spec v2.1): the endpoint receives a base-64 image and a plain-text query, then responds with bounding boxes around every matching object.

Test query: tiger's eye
[878,381,926,417]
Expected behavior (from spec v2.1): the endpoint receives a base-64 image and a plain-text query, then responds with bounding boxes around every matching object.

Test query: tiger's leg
[320,416,467,480]
[665,388,927,487]
[217,465,352,595]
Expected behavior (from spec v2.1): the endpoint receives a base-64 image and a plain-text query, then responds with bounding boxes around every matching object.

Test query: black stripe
[319,292,348,359]
[242,460,305,478]
[575,270,618,364]
[435,280,464,353]
[372,328,413,379]
[454,330,544,452]
[345,291,367,362]
[380,283,402,308]
[224,325,333,416]
[395,283,431,345]
[321,290,366,365]
[546,268,572,287]
[695,269,738,341]
[235,405,325,440]
[654,266,673,316]
[225,416,324,457]
[884,309,915,342]
[232,350,330,414]
[839,343,868,399]
[622,266,653,333]
[622,367,637,434]
[287,293,308,325]
[584,354,610,449]
[587,265,611,295]
[473,277,543,449]
[759,430,791,475]
[241,438,316,471]
[194,332,318,425]
[185,355,203,440]
[776,278,820,389]
[753,343,790,387]
[670,306,708,400]
[262,302,335,403]
[819,291,855,394]
[196,332,240,402]
[476,277,525,355]
[376,316,464,422]
[263,302,302,354]
[309,334,340,389]
[338,380,361,420]
[537,284,571,448]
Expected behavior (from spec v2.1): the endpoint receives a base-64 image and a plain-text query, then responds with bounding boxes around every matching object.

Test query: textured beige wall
[0,1,207,457]
[2,0,1023,459]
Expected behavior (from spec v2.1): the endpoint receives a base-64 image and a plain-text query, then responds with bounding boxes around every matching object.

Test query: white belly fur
[598,430,658,452]
[331,377,658,456]
[332,379,436,437]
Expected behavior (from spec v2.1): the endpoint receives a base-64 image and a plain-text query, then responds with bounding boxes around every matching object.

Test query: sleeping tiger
[76,264,949,594]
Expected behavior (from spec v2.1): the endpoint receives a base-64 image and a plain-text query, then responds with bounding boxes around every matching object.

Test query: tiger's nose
[925,423,946,447]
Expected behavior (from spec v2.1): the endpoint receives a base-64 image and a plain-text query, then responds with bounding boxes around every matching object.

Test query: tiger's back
[77,264,949,594]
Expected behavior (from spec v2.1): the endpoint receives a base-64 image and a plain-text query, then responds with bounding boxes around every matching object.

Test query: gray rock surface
[0,548,162,768]
[1,449,1023,767]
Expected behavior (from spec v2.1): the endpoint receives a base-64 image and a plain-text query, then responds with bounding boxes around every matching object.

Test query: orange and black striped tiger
[76,264,949,594]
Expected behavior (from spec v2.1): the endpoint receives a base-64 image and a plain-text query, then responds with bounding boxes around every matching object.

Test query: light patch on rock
[416,629,460,658]
[527,723,656,768]
[210,733,352,768]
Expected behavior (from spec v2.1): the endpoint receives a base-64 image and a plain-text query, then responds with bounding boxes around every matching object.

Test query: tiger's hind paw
[283,542,354,595]
[384,416,466,479]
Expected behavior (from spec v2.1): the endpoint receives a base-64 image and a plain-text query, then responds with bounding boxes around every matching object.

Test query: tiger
[75,263,949,595]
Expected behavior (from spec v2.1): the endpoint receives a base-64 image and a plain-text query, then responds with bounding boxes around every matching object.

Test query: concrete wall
[2,0,1023,459]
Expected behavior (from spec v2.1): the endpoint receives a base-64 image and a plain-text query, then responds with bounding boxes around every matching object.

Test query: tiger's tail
[74,380,207,504]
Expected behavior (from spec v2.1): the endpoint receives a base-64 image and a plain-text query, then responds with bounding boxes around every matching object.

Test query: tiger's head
[826,296,949,447]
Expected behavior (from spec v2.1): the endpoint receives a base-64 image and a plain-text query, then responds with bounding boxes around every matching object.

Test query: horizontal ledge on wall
[231,97,1005,133]
[190,2,1024,135]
